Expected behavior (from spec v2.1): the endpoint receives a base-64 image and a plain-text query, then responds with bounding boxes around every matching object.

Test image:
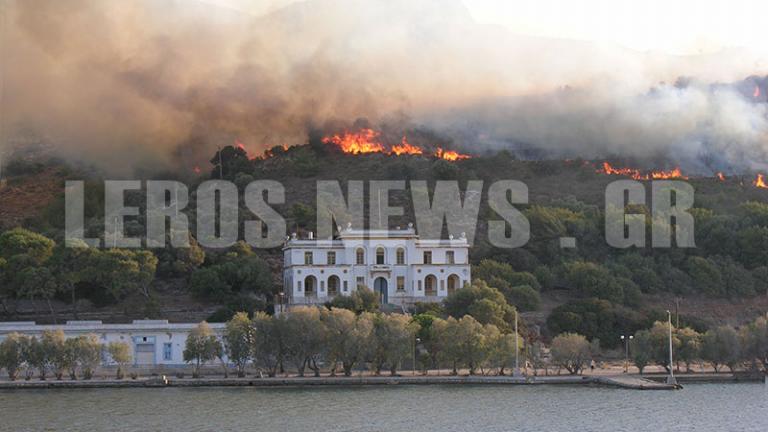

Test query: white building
[283,225,471,307]
[0,320,226,367]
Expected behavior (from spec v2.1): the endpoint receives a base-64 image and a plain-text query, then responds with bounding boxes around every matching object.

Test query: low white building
[0,320,226,367]
[283,225,471,307]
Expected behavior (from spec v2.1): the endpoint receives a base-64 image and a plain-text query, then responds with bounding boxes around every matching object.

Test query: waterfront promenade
[6,373,757,390]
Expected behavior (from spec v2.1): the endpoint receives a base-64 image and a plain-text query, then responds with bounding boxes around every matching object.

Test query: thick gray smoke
[2,0,767,174]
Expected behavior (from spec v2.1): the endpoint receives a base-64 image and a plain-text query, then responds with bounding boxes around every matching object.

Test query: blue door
[374,277,388,304]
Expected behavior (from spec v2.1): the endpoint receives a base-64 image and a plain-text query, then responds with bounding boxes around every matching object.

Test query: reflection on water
[1,384,766,432]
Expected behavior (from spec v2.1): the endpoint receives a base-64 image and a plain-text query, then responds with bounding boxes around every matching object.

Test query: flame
[755,174,767,188]
[716,172,725,181]
[754,85,761,99]
[435,147,471,161]
[193,166,201,174]
[322,128,385,154]
[261,144,290,159]
[322,129,470,161]
[391,136,423,155]
[598,162,687,180]
[235,139,247,152]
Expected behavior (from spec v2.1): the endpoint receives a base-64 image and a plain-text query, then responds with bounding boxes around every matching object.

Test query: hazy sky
[204,0,767,56]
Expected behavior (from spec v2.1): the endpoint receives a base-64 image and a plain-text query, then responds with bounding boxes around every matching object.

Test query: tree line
[630,316,768,374]
[0,330,132,380]
[205,306,525,378]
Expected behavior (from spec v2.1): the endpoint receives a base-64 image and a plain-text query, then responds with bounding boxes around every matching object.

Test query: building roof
[0,320,226,335]
[284,226,469,248]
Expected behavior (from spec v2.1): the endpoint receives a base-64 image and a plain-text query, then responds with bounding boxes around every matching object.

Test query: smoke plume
[2,0,768,174]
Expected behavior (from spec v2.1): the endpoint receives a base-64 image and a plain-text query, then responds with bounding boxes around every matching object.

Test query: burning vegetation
[321,128,470,161]
[597,162,688,180]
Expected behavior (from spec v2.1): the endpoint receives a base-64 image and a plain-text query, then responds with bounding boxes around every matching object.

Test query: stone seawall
[0,374,701,390]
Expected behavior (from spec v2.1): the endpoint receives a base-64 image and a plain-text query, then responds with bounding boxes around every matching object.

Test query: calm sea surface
[1,383,766,432]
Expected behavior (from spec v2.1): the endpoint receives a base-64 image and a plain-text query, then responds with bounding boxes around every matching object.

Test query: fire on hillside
[321,128,471,161]
[597,162,688,180]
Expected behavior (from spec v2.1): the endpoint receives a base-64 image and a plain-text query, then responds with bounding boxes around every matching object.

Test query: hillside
[2,143,768,339]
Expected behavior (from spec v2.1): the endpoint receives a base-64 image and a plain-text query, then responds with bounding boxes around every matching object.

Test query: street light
[666,310,677,386]
[620,335,633,373]
[513,309,522,377]
[412,336,421,376]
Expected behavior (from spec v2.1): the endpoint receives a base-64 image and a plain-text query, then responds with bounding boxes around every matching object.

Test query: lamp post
[620,335,633,373]
[666,310,677,385]
[277,292,284,314]
[413,336,421,376]
[513,309,522,377]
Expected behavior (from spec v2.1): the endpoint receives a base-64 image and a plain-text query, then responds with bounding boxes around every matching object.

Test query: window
[423,251,432,264]
[343,281,349,292]
[397,276,405,292]
[446,251,455,264]
[327,251,336,265]
[163,343,173,361]
[297,281,302,293]
[304,251,313,265]
[396,248,405,265]
[356,276,365,289]
[356,248,365,265]
[376,247,385,264]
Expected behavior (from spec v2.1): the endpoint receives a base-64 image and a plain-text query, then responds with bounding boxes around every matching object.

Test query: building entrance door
[374,277,388,304]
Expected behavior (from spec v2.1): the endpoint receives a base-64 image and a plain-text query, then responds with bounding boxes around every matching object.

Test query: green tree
[440,315,487,375]
[20,335,47,380]
[0,228,55,264]
[676,327,701,372]
[42,330,68,380]
[550,333,592,375]
[444,280,517,331]
[224,312,253,377]
[371,313,418,376]
[0,333,25,380]
[16,267,59,321]
[190,268,232,299]
[283,306,326,377]
[740,315,768,371]
[631,330,653,374]
[321,308,373,376]
[701,325,741,372]
[107,341,132,379]
[73,334,102,380]
[183,322,222,378]
[551,333,593,375]
[563,261,624,303]
[251,312,285,377]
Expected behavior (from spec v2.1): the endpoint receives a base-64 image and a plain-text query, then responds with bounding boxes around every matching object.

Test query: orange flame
[391,136,423,156]
[754,85,761,99]
[193,166,201,174]
[323,129,470,161]
[261,144,290,159]
[598,162,687,180]
[716,172,725,181]
[755,174,767,188]
[322,128,385,154]
[435,147,471,161]
[235,139,247,152]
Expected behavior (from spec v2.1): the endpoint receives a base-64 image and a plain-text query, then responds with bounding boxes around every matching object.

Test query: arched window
[328,276,340,296]
[304,276,317,297]
[356,248,365,265]
[396,248,405,265]
[447,274,460,294]
[425,275,437,296]
[376,247,385,265]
